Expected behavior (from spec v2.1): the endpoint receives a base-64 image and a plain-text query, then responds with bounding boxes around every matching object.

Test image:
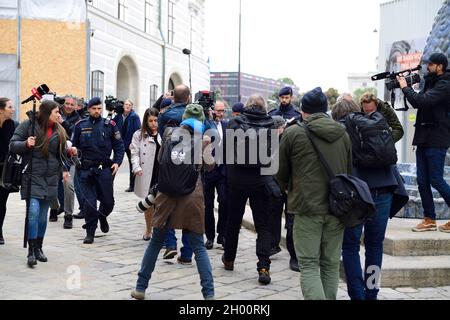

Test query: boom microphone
[21,84,50,104]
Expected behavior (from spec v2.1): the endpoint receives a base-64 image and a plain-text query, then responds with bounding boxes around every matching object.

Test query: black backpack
[345,112,398,168]
[157,127,201,197]
[303,124,376,228]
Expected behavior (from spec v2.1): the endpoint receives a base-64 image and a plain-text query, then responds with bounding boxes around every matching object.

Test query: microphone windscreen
[37,84,49,95]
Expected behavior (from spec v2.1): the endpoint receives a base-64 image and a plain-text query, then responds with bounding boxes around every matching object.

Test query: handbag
[1,152,23,193]
[303,124,376,228]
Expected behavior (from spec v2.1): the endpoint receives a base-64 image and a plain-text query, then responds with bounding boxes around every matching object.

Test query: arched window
[91,70,104,99]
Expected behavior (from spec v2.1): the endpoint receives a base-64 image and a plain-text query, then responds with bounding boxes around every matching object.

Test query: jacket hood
[239,107,274,127]
[304,113,347,143]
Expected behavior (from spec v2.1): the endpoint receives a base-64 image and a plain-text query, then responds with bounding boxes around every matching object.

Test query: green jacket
[277,113,352,216]
[376,99,404,143]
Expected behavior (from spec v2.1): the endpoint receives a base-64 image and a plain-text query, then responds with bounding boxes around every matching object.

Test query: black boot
[35,237,48,262]
[27,239,37,267]
[63,213,73,229]
[49,209,58,222]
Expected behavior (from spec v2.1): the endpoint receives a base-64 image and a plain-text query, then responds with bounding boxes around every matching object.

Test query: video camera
[104,95,125,114]
[195,91,215,111]
[371,65,422,111]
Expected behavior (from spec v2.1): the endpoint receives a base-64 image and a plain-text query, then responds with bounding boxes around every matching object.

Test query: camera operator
[113,99,141,193]
[397,53,450,233]
[72,97,125,244]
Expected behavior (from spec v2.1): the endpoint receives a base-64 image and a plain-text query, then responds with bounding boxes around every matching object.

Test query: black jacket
[226,107,274,188]
[402,71,450,148]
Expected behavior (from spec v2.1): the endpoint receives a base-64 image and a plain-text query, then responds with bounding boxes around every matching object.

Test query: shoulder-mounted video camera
[195,91,216,111]
[371,65,422,111]
[104,95,124,114]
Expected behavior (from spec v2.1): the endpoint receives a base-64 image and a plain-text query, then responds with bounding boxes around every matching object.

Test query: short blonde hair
[359,92,378,106]
[125,99,134,106]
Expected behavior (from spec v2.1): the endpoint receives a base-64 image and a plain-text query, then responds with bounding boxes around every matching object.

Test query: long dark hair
[141,108,159,140]
[0,97,11,110]
[36,100,67,158]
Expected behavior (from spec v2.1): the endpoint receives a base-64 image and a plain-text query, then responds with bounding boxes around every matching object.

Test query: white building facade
[87,0,210,116]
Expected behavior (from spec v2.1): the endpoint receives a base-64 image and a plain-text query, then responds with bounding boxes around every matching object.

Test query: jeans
[27,198,51,240]
[416,147,450,220]
[224,185,272,271]
[164,229,193,259]
[342,192,393,300]
[136,228,214,299]
[74,169,85,214]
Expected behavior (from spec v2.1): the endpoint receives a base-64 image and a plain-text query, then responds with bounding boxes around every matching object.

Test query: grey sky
[205,0,387,93]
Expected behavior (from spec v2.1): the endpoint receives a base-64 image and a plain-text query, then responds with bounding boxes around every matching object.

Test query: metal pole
[189,54,192,91]
[237,0,241,103]
[16,0,21,121]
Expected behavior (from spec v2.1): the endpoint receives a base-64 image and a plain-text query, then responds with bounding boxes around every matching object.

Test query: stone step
[399,198,450,220]
[398,163,450,177]
[401,173,450,188]
[340,247,450,287]
[383,218,450,256]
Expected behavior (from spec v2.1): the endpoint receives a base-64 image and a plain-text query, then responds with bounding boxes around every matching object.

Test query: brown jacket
[151,126,214,234]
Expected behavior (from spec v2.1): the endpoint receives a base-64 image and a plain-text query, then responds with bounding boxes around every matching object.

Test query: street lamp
[182,48,192,91]
[237,0,242,103]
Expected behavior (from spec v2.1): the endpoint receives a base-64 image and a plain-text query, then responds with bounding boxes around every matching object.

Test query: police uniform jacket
[71,116,125,166]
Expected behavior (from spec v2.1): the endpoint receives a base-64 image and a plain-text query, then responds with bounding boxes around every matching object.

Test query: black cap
[279,87,293,97]
[428,53,448,70]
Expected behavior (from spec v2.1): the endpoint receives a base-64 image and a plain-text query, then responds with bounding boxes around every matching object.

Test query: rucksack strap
[301,123,335,181]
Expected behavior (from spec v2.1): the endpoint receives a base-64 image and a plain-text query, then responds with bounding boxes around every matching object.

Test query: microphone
[371,72,391,81]
[21,84,50,104]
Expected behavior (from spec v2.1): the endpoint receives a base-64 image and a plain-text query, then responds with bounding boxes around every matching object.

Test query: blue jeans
[416,147,450,220]
[164,229,193,259]
[136,228,214,299]
[28,198,51,240]
[342,192,393,300]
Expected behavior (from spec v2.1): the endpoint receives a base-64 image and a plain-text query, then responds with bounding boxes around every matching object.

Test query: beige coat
[130,130,162,199]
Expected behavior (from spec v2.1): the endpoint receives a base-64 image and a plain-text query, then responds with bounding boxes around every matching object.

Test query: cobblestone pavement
[1,166,449,300]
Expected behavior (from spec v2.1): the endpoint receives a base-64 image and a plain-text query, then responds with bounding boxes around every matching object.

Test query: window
[118,0,127,21]
[145,0,154,33]
[168,0,175,44]
[149,84,158,107]
[91,70,104,99]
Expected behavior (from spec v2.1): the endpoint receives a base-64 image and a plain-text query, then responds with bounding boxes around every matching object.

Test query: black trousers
[285,213,297,262]
[224,184,271,271]
[126,149,135,190]
[0,186,10,235]
[268,193,297,261]
[204,174,227,243]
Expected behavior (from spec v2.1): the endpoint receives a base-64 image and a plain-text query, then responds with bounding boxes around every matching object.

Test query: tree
[325,88,340,107]
[278,77,295,85]
[353,87,377,105]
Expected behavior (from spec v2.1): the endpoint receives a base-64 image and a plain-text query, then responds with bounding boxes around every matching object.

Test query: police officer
[72,97,125,244]
[268,87,301,121]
